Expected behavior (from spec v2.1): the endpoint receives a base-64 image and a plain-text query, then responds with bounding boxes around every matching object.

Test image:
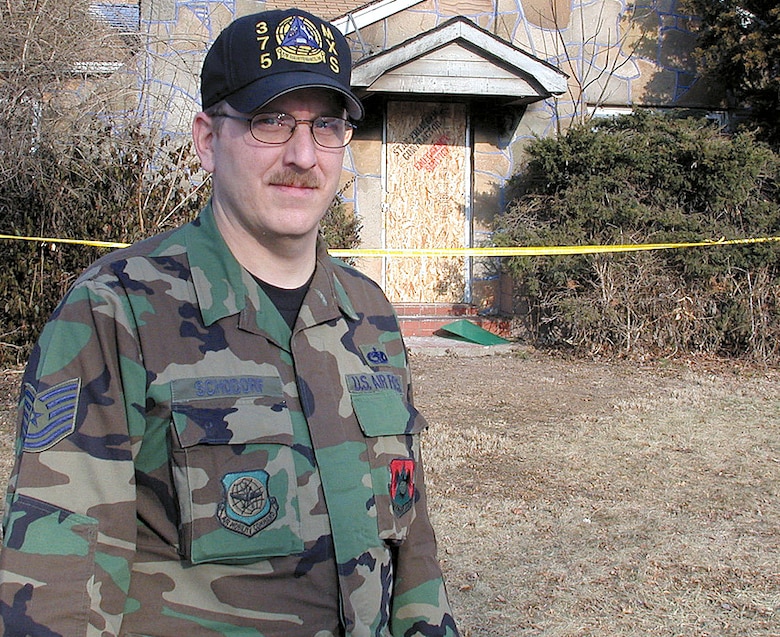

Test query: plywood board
[385,101,468,302]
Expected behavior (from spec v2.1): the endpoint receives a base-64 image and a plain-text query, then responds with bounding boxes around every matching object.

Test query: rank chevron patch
[21,378,81,452]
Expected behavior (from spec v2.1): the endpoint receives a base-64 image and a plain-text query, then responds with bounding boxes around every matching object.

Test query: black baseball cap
[201,9,364,120]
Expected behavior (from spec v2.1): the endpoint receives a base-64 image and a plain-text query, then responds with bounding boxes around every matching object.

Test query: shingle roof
[263,0,371,21]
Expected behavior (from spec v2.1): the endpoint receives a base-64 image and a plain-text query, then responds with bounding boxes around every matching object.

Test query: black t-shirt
[254,274,313,330]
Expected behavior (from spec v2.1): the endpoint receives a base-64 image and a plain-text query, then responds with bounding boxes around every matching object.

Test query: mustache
[269,169,320,188]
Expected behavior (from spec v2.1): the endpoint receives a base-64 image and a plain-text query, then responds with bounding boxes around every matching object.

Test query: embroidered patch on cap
[359,343,390,367]
[389,458,415,517]
[21,379,81,452]
[277,15,329,65]
[217,470,279,537]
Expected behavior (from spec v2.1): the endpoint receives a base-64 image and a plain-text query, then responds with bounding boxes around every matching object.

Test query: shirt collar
[185,201,359,327]
[185,202,251,327]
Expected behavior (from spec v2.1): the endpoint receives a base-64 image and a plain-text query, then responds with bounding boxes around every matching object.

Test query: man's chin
[263,223,323,244]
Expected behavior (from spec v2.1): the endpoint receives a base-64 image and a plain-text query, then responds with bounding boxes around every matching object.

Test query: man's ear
[192,112,216,173]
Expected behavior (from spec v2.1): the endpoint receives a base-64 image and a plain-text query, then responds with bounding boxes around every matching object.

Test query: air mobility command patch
[218,470,279,537]
[21,379,80,452]
[389,458,415,517]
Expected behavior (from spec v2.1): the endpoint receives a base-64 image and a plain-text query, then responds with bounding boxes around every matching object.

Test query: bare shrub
[0,0,362,366]
[0,119,211,365]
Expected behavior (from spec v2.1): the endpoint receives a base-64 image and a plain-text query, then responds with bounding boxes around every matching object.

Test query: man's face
[196,88,347,246]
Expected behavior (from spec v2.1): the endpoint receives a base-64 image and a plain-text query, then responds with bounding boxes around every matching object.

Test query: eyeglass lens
[251,113,354,148]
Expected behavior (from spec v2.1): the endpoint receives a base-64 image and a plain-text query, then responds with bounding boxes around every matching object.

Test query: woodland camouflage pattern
[0,203,459,636]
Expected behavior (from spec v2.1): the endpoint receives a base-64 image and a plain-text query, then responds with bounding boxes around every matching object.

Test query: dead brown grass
[413,351,780,636]
[1,352,779,636]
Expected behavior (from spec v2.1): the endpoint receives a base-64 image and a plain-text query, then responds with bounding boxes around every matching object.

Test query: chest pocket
[170,376,303,564]
[350,384,427,544]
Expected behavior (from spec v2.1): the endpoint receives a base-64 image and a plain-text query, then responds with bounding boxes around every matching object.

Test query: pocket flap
[351,390,427,437]
[171,376,292,447]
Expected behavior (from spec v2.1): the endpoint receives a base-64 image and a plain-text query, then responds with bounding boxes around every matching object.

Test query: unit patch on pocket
[217,470,279,537]
[21,379,81,452]
[389,458,415,517]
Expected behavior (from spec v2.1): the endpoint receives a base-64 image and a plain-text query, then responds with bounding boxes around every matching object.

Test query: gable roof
[351,16,568,104]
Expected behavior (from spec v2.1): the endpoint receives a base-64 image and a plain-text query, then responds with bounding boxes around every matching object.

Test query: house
[96,0,723,333]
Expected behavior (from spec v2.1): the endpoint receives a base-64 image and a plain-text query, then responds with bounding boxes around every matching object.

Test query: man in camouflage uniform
[0,9,460,636]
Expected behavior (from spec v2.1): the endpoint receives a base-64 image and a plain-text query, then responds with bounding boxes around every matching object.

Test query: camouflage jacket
[0,203,459,637]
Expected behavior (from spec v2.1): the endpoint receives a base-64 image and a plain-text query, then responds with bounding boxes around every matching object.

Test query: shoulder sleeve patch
[21,378,81,452]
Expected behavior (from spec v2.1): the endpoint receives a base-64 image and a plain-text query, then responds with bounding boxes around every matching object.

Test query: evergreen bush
[495,110,780,362]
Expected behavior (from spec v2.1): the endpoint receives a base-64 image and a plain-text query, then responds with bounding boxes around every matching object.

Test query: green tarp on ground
[438,319,509,345]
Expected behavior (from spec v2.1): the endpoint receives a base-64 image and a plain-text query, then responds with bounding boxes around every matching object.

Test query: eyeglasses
[213,112,356,148]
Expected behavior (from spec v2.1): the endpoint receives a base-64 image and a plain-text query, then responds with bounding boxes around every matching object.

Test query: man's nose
[282,121,318,169]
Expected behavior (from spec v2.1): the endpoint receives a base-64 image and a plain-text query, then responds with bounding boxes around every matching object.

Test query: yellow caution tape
[329,235,780,257]
[0,234,130,249]
[2,233,780,257]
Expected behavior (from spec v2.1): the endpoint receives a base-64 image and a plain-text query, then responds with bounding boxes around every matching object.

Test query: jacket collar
[185,202,359,330]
